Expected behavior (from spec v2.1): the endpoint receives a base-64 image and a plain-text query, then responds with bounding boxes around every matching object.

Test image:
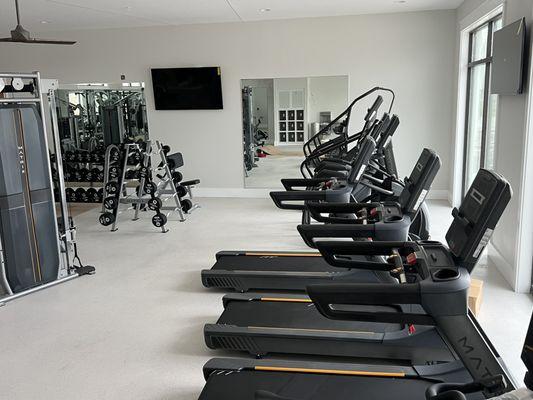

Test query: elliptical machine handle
[281,177,331,191]
[270,190,327,210]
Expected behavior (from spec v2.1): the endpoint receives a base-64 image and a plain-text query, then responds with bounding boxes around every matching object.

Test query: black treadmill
[198,170,516,400]
[201,147,440,292]
[204,169,509,363]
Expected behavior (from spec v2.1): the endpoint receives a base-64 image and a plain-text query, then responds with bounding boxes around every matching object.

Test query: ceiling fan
[0,0,76,45]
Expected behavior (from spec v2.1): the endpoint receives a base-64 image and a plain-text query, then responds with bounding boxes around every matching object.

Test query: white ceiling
[0,0,464,33]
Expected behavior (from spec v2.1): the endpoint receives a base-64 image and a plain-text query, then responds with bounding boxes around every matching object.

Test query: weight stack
[0,105,60,293]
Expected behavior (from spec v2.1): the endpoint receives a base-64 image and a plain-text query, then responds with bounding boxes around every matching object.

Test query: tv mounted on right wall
[491,17,527,95]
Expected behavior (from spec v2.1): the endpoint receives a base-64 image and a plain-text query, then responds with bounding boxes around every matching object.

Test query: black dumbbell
[109,166,121,179]
[63,166,73,181]
[74,151,84,162]
[109,147,121,162]
[162,145,171,154]
[65,151,76,162]
[152,212,167,227]
[125,170,140,180]
[144,181,157,195]
[75,188,88,202]
[181,199,193,213]
[99,212,115,226]
[97,188,104,202]
[65,188,76,202]
[85,169,94,182]
[104,196,118,210]
[128,151,142,165]
[147,197,162,211]
[74,168,88,182]
[86,188,99,203]
[105,181,119,195]
[172,171,183,183]
[90,168,102,182]
[175,185,187,198]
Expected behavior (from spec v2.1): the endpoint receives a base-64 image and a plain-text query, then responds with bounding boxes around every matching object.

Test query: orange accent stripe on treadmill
[245,252,322,257]
[260,297,312,303]
[254,366,405,377]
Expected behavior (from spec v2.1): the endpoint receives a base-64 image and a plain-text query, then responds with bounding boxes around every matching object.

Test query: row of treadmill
[196,88,533,400]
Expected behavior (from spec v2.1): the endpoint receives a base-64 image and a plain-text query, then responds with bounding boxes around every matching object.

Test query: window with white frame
[462,14,503,195]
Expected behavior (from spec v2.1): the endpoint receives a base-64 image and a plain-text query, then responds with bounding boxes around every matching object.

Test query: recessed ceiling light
[260,8,271,12]
[394,0,407,3]
[40,20,49,24]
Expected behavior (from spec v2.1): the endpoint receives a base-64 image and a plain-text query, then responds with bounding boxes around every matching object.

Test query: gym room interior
[1,1,533,399]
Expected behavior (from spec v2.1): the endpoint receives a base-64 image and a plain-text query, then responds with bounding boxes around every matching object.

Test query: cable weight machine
[0,72,95,305]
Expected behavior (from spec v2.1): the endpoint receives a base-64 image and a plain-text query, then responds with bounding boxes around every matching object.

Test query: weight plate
[181,199,193,213]
[99,212,115,226]
[152,212,167,228]
[176,185,187,198]
[104,196,118,210]
[105,181,119,194]
[147,197,162,211]
[144,181,156,195]
[171,171,183,183]
[11,77,24,91]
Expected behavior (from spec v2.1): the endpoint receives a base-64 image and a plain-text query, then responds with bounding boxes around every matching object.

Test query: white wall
[0,10,456,193]
[307,75,349,124]
[454,0,533,292]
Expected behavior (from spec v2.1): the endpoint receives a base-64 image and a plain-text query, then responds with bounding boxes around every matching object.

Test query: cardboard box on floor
[468,279,483,316]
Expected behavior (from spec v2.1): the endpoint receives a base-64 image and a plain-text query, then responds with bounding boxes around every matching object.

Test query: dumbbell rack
[101,142,162,232]
[151,141,187,224]
[100,141,192,232]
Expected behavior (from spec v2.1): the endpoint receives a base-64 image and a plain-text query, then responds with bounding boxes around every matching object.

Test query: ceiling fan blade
[0,38,15,42]
[27,38,77,45]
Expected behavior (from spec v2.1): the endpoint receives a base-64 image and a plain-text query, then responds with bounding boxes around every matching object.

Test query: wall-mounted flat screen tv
[151,67,223,110]
[491,18,526,95]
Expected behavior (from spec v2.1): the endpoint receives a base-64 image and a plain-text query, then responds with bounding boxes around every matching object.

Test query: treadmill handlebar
[306,201,380,223]
[270,190,330,210]
[316,240,410,269]
[307,282,435,325]
[359,180,395,196]
[281,177,332,191]
[297,224,377,249]
[307,201,376,213]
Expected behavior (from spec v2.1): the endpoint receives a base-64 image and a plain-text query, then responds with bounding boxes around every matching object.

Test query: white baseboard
[426,190,450,201]
[487,242,516,291]
[195,187,450,200]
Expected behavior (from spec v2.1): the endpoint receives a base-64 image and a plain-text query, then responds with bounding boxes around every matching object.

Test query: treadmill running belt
[199,370,438,400]
[218,300,401,333]
[212,254,369,272]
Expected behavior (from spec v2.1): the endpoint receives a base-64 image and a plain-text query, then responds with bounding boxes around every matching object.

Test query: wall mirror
[242,76,349,188]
